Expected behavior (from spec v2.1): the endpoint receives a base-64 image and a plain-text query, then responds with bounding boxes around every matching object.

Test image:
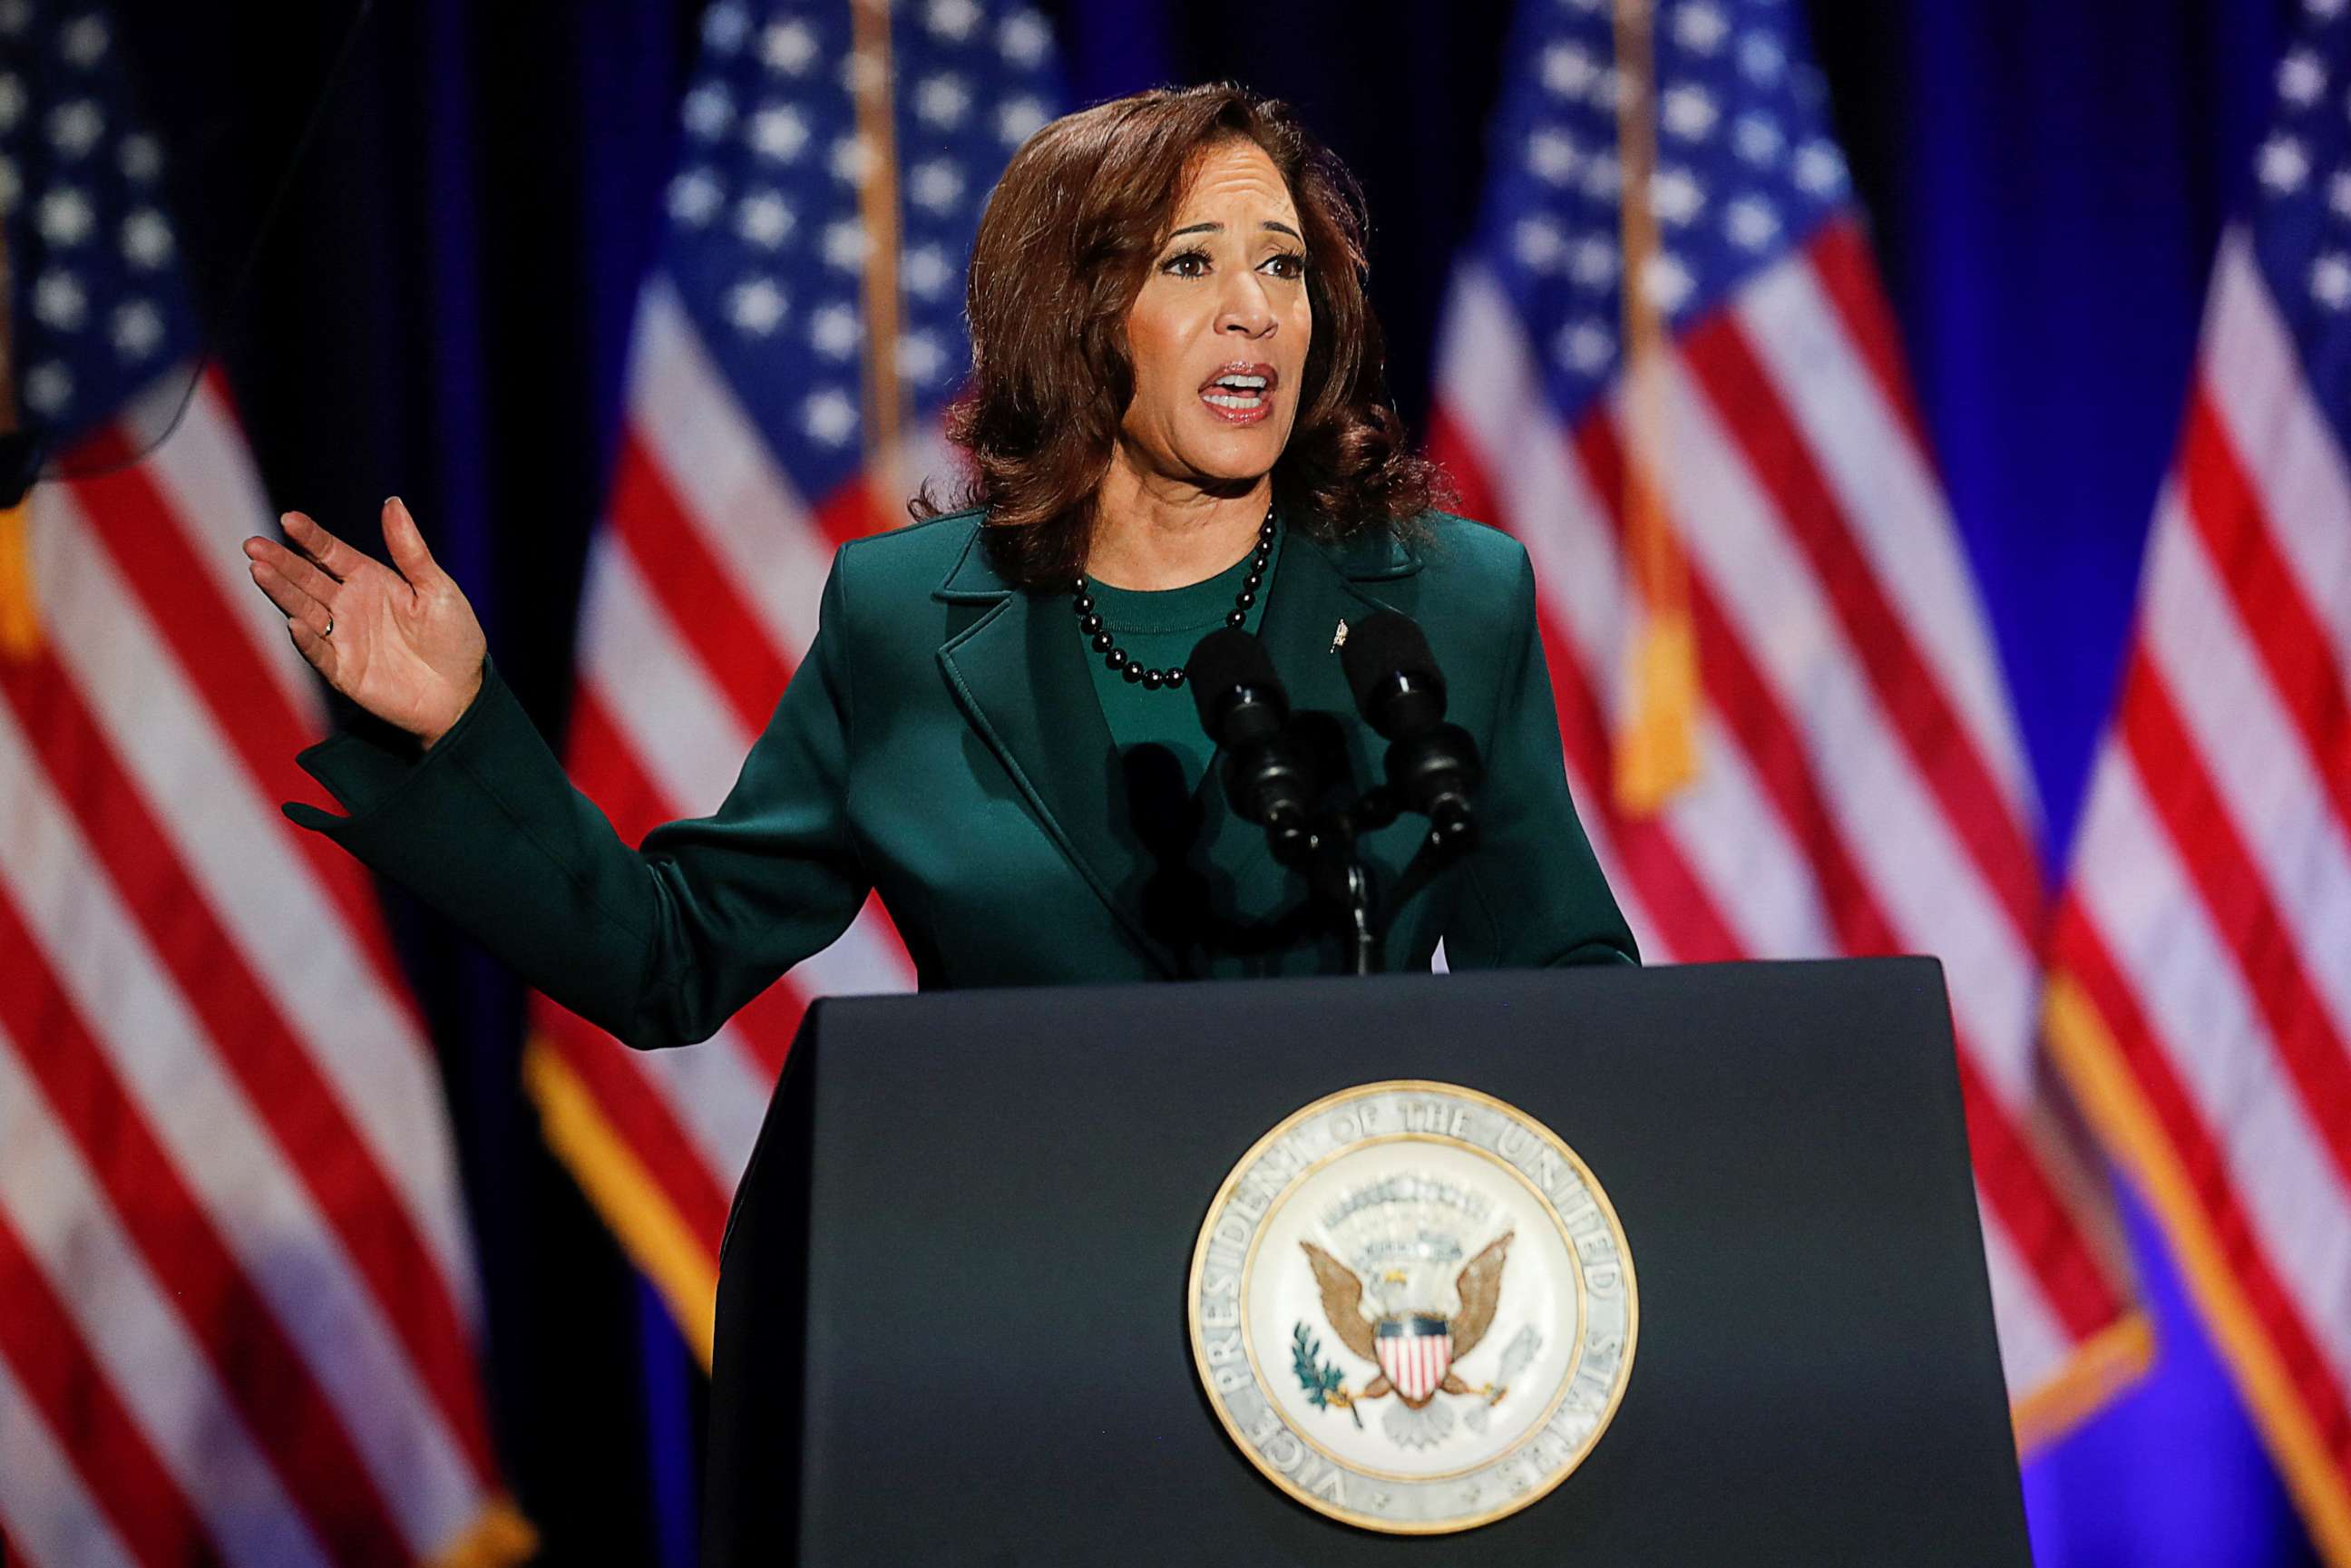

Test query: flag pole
[0,213,38,659]
[1610,0,1698,814]
[849,0,908,530]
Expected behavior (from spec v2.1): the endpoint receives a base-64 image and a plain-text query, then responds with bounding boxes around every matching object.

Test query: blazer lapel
[934,532,1177,976]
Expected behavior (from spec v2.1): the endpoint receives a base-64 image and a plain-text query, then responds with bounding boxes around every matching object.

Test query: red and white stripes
[2050,233,2351,1564]
[527,279,916,1359]
[0,377,522,1564]
[1430,218,2140,1429]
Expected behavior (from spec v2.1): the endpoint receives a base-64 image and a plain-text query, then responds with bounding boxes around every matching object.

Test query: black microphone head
[1341,611,1446,735]
[1187,627,1287,739]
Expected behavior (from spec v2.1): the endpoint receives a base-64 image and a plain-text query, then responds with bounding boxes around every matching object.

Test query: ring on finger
[322,613,335,638]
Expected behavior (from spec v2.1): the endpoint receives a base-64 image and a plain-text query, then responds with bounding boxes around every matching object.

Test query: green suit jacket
[289,509,1634,1047]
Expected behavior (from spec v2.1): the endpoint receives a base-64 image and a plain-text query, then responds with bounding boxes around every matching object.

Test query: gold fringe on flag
[0,210,38,660]
[1609,0,1698,815]
[0,499,35,661]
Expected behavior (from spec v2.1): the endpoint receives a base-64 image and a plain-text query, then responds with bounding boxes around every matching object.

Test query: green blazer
[289,508,1634,1047]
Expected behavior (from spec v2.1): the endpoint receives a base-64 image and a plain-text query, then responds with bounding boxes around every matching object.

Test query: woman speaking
[239,84,1635,1046]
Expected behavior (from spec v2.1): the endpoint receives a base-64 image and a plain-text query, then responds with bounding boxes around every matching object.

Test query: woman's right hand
[243,497,488,749]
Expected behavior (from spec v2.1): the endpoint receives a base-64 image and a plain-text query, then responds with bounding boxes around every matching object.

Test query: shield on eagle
[1375,1315,1454,1406]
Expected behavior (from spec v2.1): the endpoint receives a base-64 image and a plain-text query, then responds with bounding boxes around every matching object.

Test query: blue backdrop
[112,0,2320,1559]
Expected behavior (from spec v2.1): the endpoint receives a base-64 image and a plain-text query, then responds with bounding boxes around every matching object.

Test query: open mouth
[1200,363,1278,423]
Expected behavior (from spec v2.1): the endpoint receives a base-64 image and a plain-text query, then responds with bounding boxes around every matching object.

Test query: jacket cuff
[283,658,515,838]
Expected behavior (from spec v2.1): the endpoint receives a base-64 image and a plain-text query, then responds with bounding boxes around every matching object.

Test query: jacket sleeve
[1442,548,1639,970]
[285,559,872,1047]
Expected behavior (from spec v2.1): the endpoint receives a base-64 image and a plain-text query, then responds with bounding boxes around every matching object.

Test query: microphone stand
[1293,784,1476,977]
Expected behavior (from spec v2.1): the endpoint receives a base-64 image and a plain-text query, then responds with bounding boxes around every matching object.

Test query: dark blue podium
[705,959,2031,1567]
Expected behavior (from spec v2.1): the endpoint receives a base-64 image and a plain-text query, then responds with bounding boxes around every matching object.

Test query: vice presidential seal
[1186,1081,1636,1534]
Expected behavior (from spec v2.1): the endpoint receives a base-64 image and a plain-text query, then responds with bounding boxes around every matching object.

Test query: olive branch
[1291,1322,1363,1428]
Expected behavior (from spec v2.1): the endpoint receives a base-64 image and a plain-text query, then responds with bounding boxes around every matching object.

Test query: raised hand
[243,498,487,748]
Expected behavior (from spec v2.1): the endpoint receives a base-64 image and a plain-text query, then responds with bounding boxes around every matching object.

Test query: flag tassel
[1609,0,1698,815]
[0,201,34,660]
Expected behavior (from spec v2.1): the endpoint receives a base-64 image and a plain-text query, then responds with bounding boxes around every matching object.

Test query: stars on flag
[47,97,103,157]
[122,206,171,268]
[735,189,796,248]
[908,157,965,213]
[1662,83,1719,141]
[994,94,1049,147]
[23,360,72,416]
[827,131,875,185]
[111,297,163,357]
[760,17,820,74]
[2279,46,2328,107]
[1732,111,1784,165]
[683,81,737,140]
[652,0,1058,497]
[750,102,812,161]
[2260,133,2312,193]
[1472,0,1856,409]
[1672,2,1728,54]
[2,5,192,434]
[821,217,870,270]
[809,299,860,359]
[925,0,981,44]
[902,243,955,298]
[998,10,1050,66]
[1724,193,1781,251]
[1792,140,1848,197]
[916,72,971,128]
[1542,42,1604,101]
[37,184,93,245]
[2309,250,2351,308]
[803,386,858,445]
[59,10,107,64]
[669,166,725,225]
[33,269,87,330]
[727,276,789,335]
[702,0,753,53]
[1651,165,1705,226]
[1528,125,1581,184]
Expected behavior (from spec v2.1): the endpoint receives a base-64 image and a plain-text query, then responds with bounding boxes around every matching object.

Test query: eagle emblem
[1287,1171,1539,1450]
[1300,1232,1512,1412]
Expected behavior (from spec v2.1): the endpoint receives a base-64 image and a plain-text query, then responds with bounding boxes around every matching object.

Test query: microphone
[1340,611,1482,847]
[1188,628,1318,864]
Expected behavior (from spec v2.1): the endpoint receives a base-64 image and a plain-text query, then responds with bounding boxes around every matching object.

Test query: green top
[1082,523,1283,799]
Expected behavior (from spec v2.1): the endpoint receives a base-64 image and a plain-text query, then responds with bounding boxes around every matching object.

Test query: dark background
[96,1,2310,1563]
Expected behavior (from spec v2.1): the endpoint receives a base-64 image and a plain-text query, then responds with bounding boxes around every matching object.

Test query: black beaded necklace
[1071,503,1276,692]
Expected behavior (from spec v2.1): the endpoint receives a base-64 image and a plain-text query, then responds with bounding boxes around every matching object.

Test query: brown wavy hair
[914,83,1443,587]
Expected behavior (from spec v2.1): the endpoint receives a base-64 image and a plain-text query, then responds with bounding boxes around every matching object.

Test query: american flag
[527,0,1057,1359]
[0,5,525,1566]
[2044,5,2351,1558]
[1425,0,2143,1437]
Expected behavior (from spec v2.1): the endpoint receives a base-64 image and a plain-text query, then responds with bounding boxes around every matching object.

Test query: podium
[707,959,2033,1566]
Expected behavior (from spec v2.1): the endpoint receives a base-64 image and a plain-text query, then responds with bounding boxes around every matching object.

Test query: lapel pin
[1331,618,1349,653]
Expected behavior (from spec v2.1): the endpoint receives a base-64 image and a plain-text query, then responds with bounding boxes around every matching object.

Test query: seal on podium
[1187,1080,1637,1534]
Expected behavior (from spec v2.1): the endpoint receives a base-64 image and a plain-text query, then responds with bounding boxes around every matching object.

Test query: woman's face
[1117,139,1313,496]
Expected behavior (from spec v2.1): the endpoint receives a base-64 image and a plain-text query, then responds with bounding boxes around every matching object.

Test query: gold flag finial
[1609,0,1699,815]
